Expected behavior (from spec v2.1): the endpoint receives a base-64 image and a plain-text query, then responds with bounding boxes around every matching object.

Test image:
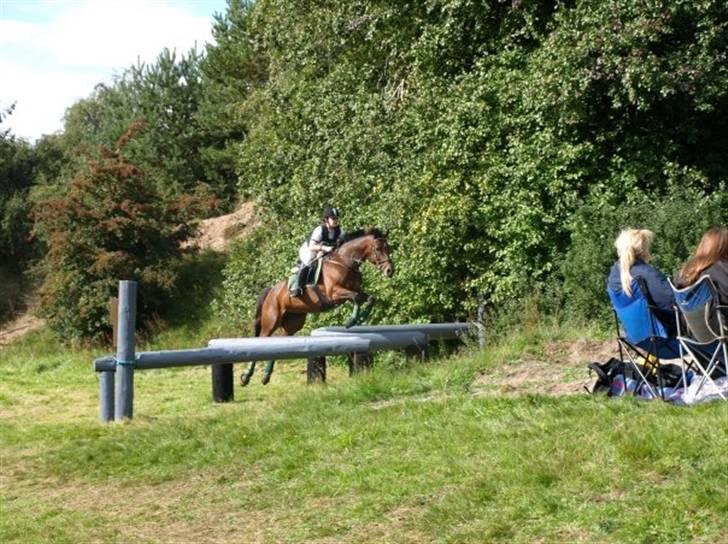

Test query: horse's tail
[254,287,271,337]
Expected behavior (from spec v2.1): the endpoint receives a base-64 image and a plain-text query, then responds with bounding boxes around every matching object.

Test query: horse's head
[366,230,394,278]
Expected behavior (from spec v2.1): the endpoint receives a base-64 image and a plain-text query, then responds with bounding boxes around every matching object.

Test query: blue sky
[0,0,228,142]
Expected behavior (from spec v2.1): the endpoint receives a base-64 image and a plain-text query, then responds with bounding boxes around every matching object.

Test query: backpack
[586,358,626,395]
[586,358,684,396]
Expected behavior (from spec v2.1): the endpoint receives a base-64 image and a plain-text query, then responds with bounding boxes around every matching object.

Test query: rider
[290,206,345,297]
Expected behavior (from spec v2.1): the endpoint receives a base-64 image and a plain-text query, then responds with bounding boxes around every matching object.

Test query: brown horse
[241,228,394,386]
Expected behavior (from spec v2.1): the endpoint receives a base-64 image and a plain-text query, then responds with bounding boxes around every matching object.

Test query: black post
[211,364,234,402]
[405,344,430,362]
[307,356,326,384]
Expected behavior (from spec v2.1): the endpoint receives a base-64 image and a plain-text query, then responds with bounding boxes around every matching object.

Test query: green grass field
[1,324,727,543]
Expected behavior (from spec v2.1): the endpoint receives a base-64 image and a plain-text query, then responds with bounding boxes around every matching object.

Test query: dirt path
[0,312,45,346]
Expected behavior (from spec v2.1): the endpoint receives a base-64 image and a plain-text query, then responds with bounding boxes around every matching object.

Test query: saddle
[288,258,324,292]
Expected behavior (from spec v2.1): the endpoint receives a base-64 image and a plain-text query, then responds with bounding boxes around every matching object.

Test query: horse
[240,228,394,386]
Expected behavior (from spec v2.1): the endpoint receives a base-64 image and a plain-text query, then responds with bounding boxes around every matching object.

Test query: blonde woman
[607,228,677,334]
[676,227,728,304]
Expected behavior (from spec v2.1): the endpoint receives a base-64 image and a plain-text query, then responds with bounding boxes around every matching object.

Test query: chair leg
[617,339,658,399]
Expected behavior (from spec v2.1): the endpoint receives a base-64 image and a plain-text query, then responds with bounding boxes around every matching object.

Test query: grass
[1,320,727,543]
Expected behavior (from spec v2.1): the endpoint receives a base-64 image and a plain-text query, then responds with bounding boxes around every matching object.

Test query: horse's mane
[337,228,387,247]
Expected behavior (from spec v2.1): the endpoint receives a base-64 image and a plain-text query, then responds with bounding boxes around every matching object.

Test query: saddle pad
[288,258,324,289]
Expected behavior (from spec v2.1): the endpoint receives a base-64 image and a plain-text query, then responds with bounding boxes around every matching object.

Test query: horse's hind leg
[261,313,307,385]
[242,290,281,387]
[241,362,256,387]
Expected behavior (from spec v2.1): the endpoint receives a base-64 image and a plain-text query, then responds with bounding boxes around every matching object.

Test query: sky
[0,0,228,142]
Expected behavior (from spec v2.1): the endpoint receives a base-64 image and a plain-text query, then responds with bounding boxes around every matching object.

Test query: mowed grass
[1,325,727,544]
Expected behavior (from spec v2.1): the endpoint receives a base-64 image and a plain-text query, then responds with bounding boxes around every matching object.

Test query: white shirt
[298,225,341,265]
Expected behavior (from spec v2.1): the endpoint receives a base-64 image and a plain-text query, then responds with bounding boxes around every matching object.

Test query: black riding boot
[291,266,308,297]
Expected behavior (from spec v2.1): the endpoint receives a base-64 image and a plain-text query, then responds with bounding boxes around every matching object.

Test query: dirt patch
[473,338,620,397]
[183,201,260,252]
[0,311,44,346]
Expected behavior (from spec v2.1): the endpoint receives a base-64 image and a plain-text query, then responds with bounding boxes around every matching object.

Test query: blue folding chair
[669,276,727,401]
[608,278,684,399]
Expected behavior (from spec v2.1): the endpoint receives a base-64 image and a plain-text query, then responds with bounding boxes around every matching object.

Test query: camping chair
[669,276,728,401]
[608,278,684,399]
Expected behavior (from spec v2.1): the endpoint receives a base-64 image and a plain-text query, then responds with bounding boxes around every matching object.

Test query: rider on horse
[290,206,345,297]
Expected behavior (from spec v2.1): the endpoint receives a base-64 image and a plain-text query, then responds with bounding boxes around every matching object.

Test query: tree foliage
[61,47,236,205]
[32,125,214,343]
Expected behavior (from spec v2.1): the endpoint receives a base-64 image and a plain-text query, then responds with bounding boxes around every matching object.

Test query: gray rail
[95,336,371,372]
[312,323,476,341]
[308,330,428,351]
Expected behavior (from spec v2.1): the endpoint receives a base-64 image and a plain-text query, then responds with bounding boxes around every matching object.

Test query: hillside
[183,201,260,252]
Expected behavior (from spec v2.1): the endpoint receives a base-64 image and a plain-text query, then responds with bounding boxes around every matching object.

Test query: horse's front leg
[339,291,370,328]
[358,295,376,323]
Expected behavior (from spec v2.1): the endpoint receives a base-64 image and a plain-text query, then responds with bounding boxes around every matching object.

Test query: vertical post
[211,363,234,402]
[307,356,326,384]
[114,280,137,421]
[348,352,373,375]
[99,370,115,422]
[100,296,119,423]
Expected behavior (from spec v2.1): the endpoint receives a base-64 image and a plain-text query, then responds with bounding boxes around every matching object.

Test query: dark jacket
[607,259,678,335]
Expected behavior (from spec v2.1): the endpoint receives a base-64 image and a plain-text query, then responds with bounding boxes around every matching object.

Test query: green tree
[0,103,34,268]
[197,0,268,202]
[60,47,234,205]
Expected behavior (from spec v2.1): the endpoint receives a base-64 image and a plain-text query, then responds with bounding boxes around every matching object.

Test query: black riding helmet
[322,206,340,220]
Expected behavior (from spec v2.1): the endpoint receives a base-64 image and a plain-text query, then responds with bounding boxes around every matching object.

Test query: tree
[32,124,214,343]
[60,47,234,205]
[0,103,35,270]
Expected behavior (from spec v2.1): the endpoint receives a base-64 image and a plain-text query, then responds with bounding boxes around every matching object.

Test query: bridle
[369,243,392,273]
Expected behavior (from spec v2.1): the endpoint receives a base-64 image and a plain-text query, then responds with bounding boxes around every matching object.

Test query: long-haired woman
[677,227,728,303]
[607,228,677,334]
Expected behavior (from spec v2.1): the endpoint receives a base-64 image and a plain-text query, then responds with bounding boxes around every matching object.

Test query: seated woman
[676,227,728,304]
[607,228,678,335]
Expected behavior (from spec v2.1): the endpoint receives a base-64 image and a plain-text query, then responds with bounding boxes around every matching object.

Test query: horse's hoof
[261,374,271,385]
[240,375,251,387]
[344,319,356,329]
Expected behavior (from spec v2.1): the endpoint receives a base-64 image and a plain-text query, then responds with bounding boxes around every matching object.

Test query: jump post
[95,280,480,423]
